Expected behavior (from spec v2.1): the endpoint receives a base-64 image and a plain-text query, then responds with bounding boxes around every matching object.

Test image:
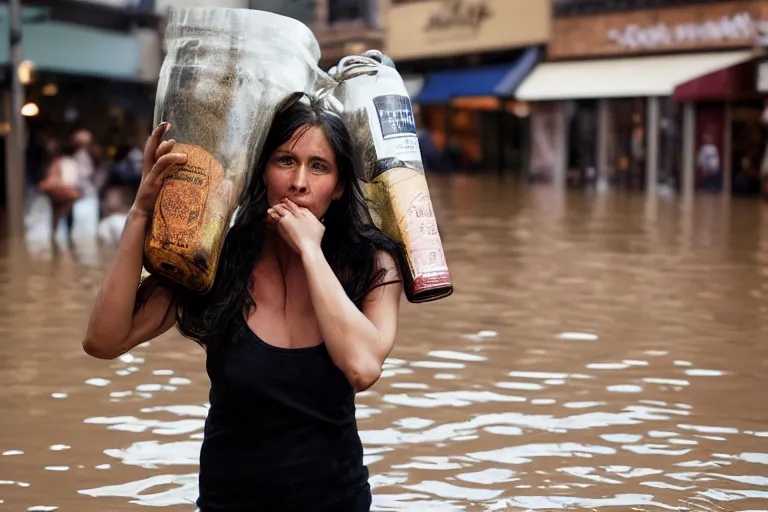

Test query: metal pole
[682,102,696,199]
[554,101,569,188]
[596,98,609,189]
[645,96,660,198]
[6,0,25,239]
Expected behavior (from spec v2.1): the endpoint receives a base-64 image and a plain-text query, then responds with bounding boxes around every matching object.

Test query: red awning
[673,58,757,102]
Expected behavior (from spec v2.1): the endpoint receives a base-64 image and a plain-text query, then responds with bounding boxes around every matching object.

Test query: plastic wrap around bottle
[330,56,453,303]
[145,7,324,293]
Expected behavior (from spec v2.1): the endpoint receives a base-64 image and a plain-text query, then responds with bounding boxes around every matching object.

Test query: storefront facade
[1,1,162,225]
[518,0,768,196]
[386,0,550,173]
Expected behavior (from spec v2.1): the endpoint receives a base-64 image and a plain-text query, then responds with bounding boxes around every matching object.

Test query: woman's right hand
[131,122,188,217]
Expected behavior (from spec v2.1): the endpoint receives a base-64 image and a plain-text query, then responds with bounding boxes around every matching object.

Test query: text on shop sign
[607,12,768,49]
[424,0,492,32]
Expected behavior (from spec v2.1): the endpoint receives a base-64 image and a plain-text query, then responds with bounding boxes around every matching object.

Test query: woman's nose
[289,166,308,194]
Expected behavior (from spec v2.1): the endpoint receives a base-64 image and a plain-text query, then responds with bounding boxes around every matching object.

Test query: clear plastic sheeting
[145,8,325,292]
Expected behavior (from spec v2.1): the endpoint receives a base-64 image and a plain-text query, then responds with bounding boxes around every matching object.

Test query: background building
[518,0,768,197]
[388,0,550,174]
[247,0,383,70]
[1,0,162,219]
[313,0,384,69]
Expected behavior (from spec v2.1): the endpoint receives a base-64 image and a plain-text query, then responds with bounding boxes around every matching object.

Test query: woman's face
[264,124,344,219]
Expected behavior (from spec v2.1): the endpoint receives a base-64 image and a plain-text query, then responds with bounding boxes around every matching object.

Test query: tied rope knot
[312,52,385,114]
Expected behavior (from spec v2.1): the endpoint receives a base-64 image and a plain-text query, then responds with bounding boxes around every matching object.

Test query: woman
[39,142,83,242]
[82,99,403,511]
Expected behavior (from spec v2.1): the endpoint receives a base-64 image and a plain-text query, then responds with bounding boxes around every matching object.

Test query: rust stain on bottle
[364,167,453,303]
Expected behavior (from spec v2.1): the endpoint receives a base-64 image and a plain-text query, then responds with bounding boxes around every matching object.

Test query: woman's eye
[278,156,293,165]
[311,162,328,172]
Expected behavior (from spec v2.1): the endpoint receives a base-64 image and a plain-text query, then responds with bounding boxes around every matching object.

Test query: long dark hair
[137,99,401,351]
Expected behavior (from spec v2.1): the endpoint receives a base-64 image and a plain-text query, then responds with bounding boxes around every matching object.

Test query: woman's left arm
[301,248,402,392]
[269,199,403,392]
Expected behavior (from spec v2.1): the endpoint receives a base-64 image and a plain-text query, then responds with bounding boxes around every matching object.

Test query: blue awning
[495,47,540,95]
[414,47,539,104]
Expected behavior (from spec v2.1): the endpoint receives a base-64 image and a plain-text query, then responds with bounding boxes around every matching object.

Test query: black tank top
[196,322,370,511]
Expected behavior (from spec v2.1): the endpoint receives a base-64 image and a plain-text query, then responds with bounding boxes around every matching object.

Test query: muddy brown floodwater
[1,175,768,511]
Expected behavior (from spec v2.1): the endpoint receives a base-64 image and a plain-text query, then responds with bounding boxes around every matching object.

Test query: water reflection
[2,177,768,510]
[80,474,199,507]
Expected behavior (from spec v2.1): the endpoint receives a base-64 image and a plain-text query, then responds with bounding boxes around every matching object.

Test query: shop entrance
[566,99,598,187]
[606,98,647,191]
[730,101,765,197]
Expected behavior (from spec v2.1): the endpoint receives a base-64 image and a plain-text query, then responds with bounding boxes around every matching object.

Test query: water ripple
[3,179,768,510]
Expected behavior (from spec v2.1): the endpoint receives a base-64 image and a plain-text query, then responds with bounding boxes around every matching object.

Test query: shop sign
[606,12,755,51]
[424,0,492,33]
[549,1,768,60]
[387,0,550,61]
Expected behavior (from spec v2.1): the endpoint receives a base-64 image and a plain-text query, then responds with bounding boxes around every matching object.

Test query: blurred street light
[18,60,35,85]
[42,83,58,97]
[21,102,39,117]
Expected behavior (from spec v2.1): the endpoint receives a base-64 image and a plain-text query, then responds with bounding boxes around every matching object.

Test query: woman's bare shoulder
[375,250,401,280]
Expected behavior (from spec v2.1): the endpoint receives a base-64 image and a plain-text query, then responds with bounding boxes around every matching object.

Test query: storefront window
[501,102,530,174]
[327,0,376,25]
[566,100,598,187]
[418,105,446,172]
[449,109,481,171]
[731,103,764,196]
[606,98,646,191]
[659,98,682,193]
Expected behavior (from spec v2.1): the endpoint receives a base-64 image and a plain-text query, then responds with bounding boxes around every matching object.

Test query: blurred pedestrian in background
[72,129,96,197]
[105,144,143,198]
[38,143,82,244]
[98,186,133,245]
[97,144,142,244]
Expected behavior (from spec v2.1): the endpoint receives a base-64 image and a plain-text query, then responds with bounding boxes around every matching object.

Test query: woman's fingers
[272,203,291,218]
[281,198,301,215]
[144,122,170,170]
[266,206,284,226]
[154,139,177,161]
[144,122,166,154]
[150,153,187,185]
[280,199,315,220]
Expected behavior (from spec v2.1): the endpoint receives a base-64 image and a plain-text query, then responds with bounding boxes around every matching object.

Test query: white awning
[516,51,753,101]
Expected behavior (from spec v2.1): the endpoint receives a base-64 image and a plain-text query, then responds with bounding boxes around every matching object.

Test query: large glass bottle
[144,8,324,293]
[331,53,453,303]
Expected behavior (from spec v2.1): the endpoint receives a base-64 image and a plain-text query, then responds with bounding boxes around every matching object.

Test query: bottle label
[367,167,449,279]
[404,192,449,276]
[339,68,424,180]
[159,168,207,231]
[153,143,224,248]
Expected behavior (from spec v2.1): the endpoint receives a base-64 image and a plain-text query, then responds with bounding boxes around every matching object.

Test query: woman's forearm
[83,207,152,355]
[301,247,383,391]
